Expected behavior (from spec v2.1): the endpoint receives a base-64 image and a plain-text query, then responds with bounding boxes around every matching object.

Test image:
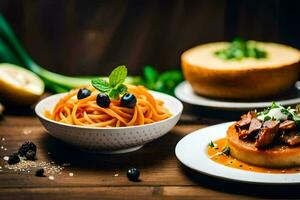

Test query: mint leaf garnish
[109,65,127,87]
[116,84,127,96]
[91,66,128,99]
[109,88,120,100]
[91,78,110,92]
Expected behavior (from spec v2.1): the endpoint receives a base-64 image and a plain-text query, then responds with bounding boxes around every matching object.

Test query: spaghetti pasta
[45,84,171,127]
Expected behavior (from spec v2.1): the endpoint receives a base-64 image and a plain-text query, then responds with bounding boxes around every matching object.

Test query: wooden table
[0,105,300,200]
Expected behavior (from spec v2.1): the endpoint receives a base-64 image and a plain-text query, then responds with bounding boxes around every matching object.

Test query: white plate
[175,122,300,184]
[175,81,300,110]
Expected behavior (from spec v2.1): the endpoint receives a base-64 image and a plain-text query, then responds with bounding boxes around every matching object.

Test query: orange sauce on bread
[208,138,300,174]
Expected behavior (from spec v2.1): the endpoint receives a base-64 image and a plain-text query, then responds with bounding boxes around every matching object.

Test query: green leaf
[221,146,230,156]
[208,141,215,148]
[109,88,120,100]
[214,37,267,61]
[264,116,271,121]
[109,65,127,87]
[144,65,159,83]
[91,78,110,92]
[280,108,290,116]
[116,84,128,96]
[271,102,279,109]
[263,109,270,115]
[156,70,183,95]
[91,66,129,99]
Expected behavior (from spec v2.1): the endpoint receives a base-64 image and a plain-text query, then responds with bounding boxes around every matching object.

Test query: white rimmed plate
[175,122,300,184]
[35,91,183,154]
[175,81,300,110]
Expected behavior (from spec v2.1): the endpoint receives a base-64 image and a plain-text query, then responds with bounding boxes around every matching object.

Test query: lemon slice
[0,63,44,105]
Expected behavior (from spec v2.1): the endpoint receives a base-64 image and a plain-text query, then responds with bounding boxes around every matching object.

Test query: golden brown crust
[181,42,300,99]
[227,124,300,168]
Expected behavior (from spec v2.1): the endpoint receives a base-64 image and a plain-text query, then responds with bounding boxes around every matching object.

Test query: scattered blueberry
[77,88,91,100]
[18,141,36,156]
[8,153,20,165]
[35,168,45,177]
[121,93,137,108]
[25,150,36,160]
[96,93,111,108]
[127,167,140,182]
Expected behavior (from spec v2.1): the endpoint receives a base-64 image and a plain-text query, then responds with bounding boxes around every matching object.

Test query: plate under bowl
[35,91,183,154]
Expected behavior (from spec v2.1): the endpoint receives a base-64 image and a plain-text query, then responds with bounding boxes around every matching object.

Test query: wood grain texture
[1,111,300,199]
[2,0,299,76]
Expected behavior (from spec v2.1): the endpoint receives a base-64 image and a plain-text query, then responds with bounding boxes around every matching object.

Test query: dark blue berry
[121,93,137,108]
[127,168,140,181]
[25,150,36,160]
[96,93,111,108]
[8,153,20,165]
[77,88,91,100]
[18,141,36,156]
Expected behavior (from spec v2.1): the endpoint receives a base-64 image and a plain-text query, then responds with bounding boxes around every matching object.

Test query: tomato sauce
[207,138,300,174]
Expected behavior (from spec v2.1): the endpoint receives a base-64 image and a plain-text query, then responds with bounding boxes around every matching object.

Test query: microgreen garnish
[221,146,230,156]
[91,66,128,99]
[208,141,216,148]
[280,108,291,116]
[271,102,279,109]
[257,102,300,129]
[214,37,267,60]
[264,116,271,121]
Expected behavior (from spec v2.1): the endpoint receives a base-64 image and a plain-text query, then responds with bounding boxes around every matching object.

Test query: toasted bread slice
[181,42,300,99]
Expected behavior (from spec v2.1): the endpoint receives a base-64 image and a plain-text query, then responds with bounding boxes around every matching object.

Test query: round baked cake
[181,41,300,99]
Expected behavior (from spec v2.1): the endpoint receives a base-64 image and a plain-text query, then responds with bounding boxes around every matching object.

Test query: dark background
[0,0,299,76]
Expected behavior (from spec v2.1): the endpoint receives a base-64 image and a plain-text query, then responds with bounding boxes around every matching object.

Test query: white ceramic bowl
[35,91,183,154]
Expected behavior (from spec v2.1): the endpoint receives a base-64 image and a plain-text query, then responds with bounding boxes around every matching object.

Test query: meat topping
[279,120,296,130]
[280,132,300,146]
[235,103,300,149]
[254,120,279,148]
[236,112,256,130]
[249,118,263,134]
[239,118,262,139]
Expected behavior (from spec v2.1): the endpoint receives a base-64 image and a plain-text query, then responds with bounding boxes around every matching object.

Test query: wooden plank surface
[1,109,300,199]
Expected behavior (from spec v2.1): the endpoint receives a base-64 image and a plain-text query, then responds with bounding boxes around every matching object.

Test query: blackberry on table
[25,150,36,160]
[18,141,36,156]
[7,153,20,165]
